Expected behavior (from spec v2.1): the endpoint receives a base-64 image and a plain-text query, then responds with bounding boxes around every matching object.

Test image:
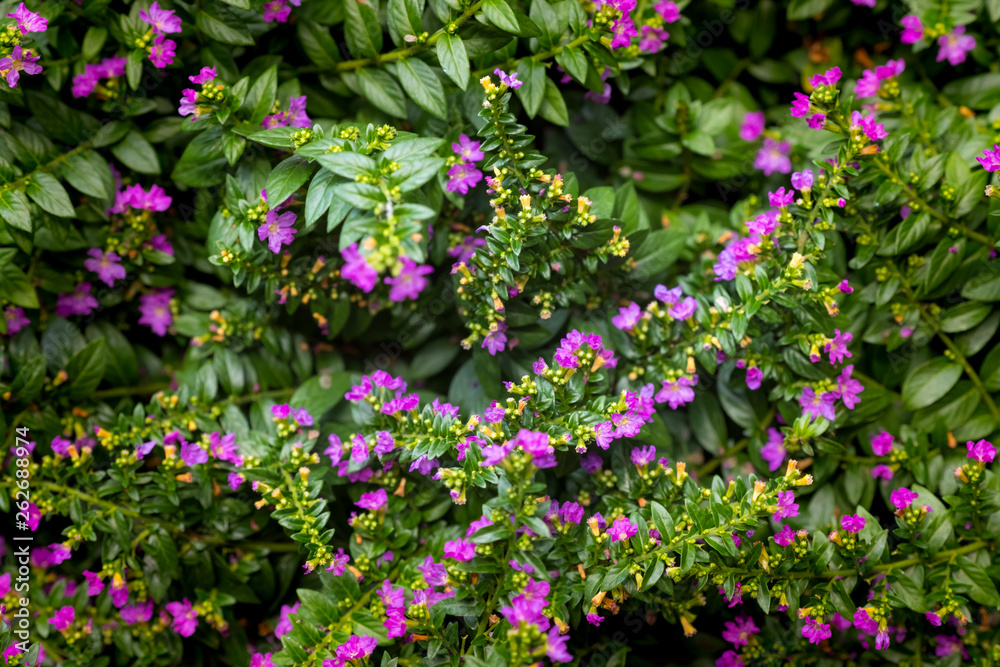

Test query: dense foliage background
[2,0,1000,664]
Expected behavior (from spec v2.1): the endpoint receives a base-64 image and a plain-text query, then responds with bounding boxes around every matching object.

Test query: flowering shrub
[2,0,1000,665]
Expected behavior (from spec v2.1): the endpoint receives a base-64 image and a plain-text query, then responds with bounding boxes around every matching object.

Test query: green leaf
[436,33,470,91]
[87,322,139,386]
[980,343,1000,392]
[337,182,386,209]
[11,355,46,403]
[290,372,354,419]
[241,65,278,127]
[942,73,1000,110]
[196,5,255,45]
[515,59,546,118]
[396,58,448,120]
[0,190,32,231]
[962,274,1000,301]
[111,131,160,174]
[538,77,568,126]
[304,169,338,226]
[214,348,246,395]
[529,0,560,48]
[298,22,341,69]
[126,50,144,90]
[316,151,378,180]
[901,358,963,410]
[482,0,520,33]
[265,156,314,209]
[787,0,833,19]
[649,501,675,541]
[62,151,115,199]
[356,68,408,119]
[388,0,424,46]
[939,301,991,333]
[956,556,1000,606]
[0,257,38,308]
[66,338,107,401]
[344,0,383,58]
[26,173,75,218]
[555,46,587,84]
[410,338,461,378]
[82,26,108,61]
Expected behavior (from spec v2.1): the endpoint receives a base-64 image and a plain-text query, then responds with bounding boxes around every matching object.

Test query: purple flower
[149,35,176,68]
[51,436,72,457]
[801,617,832,644]
[871,431,894,456]
[443,539,476,561]
[967,439,996,463]
[841,514,865,533]
[890,487,919,510]
[180,441,208,466]
[655,376,696,409]
[630,445,656,466]
[825,329,853,365]
[790,172,814,195]
[926,612,942,626]
[768,187,794,208]
[418,556,448,586]
[409,455,439,475]
[0,44,42,87]
[166,598,199,637]
[84,249,126,287]
[263,0,291,22]
[807,113,827,130]
[138,288,174,336]
[654,284,682,304]
[872,464,893,480]
[850,110,888,142]
[126,184,172,211]
[356,489,388,511]
[838,279,853,294]
[251,654,276,667]
[669,296,698,320]
[755,138,791,175]
[853,608,878,633]
[292,407,312,426]
[639,25,668,53]
[761,428,785,472]
[977,145,1000,172]
[189,67,217,84]
[139,1,182,33]
[856,69,881,98]
[494,68,522,89]
[937,26,975,66]
[610,14,638,49]
[275,602,299,638]
[722,616,759,647]
[608,515,638,541]
[83,571,104,596]
[48,606,74,631]
[285,96,311,128]
[467,515,494,536]
[809,66,841,88]
[740,111,765,141]
[746,366,762,390]
[546,626,573,663]
[385,258,433,302]
[452,134,483,162]
[341,243,378,292]
[790,91,811,118]
[560,502,584,524]
[7,3,47,34]
[334,635,377,663]
[612,302,642,330]
[900,15,923,44]
[481,324,508,356]
[774,524,795,547]
[717,651,744,667]
[446,162,483,194]
[136,440,156,460]
[228,473,245,490]
[3,306,30,335]
[772,491,799,521]
[258,209,297,253]
[800,387,836,421]
[483,401,506,423]
[594,421,614,449]
[121,600,154,625]
[56,283,99,317]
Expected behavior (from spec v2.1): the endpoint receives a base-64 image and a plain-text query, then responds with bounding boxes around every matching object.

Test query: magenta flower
[443,538,476,561]
[83,571,105,596]
[452,134,483,162]
[807,113,827,130]
[768,187,794,208]
[209,432,239,463]
[926,612,942,626]
[740,111,765,141]
[841,514,865,533]
[341,243,378,292]
[56,283,99,317]
[872,464,893,480]
[110,573,128,607]
[610,14,638,49]
[791,169,814,190]
[140,1,182,33]
[774,524,795,547]
[356,488,388,511]
[608,515,638,541]
[385,258,433,302]
[494,68,522,89]
[808,66,841,88]
[754,138,791,175]
[871,431,894,456]
[189,66,217,84]
[166,598,199,637]
[84,249,127,286]
[180,441,208,466]
[446,162,483,194]
[761,428,785,472]
[149,35,177,67]
[119,600,153,625]
[3,306,30,335]
[900,15,923,44]
[825,329,853,365]
[669,296,698,320]
[722,616,759,647]
[639,25,668,53]
[275,602,300,638]
[7,3,47,33]
[801,617,832,644]
[790,92,811,118]
[717,651,743,667]
[51,436,72,457]
[560,502,584,524]
[800,387,836,421]
[630,445,656,466]
[178,89,198,116]
[258,209,297,253]
[977,145,1000,172]
[48,606,74,631]
[746,366,762,390]
[747,210,778,235]
[654,284,682,304]
[967,439,996,463]
[251,654,276,667]
[772,490,799,521]
[856,69,881,98]
[854,608,878,633]
[937,26,975,66]
[333,634,378,663]
[0,45,42,88]
[655,376,696,409]
[850,110,888,141]
[612,302,641,330]
[482,324,508,356]
[263,0,292,23]
[127,184,172,211]
[138,288,174,336]
[890,487,919,510]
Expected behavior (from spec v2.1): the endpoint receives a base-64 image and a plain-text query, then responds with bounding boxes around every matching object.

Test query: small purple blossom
[841,514,865,533]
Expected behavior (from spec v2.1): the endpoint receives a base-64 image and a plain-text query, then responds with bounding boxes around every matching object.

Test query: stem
[0,141,95,194]
[92,382,172,400]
